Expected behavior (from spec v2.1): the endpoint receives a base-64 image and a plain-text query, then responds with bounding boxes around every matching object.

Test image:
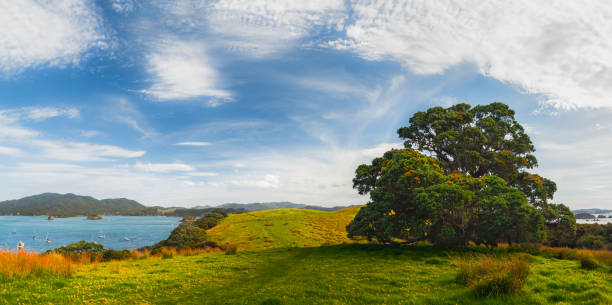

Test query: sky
[0,1,612,209]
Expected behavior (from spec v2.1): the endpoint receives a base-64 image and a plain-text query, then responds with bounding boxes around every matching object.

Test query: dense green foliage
[397,103,555,208]
[52,241,105,254]
[348,148,544,246]
[0,193,157,216]
[2,245,610,304]
[349,103,574,246]
[154,211,229,249]
[51,241,135,262]
[195,209,227,230]
[574,223,612,249]
[161,223,208,247]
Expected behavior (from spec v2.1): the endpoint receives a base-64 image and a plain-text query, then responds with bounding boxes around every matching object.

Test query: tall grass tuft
[453,254,530,297]
[0,250,74,280]
[224,244,238,255]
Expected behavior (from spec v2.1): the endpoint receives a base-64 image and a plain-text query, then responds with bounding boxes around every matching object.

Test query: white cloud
[0,146,21,156]
[0,0,106,74]
[0,107,79,122]
[109,98,157,138]
[134,162,195,173]
[111,0,134,13]
[186,172,218,177]
[80,130,105,138]
[206,0,346,56]
[0,142,400,206]
[33,140,145,162]
[330,1,612,109]
[23,107,79,121]
[176,142,211,146]
[141,39,232,102]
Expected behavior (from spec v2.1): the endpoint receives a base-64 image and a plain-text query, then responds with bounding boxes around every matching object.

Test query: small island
[87,215,103,220]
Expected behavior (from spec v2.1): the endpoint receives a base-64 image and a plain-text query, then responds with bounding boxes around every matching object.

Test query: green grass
[1,244,610,304]
[2,208,611,304]
[206,207,361,249]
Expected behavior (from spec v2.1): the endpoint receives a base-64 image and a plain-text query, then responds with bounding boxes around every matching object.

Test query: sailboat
[97,228,105,239]
[45,233,51,244]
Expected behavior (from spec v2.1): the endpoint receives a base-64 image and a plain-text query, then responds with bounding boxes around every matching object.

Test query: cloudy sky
[0,0,611,209]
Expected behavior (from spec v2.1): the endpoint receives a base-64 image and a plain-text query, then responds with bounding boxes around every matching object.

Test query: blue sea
[0,216,181,252]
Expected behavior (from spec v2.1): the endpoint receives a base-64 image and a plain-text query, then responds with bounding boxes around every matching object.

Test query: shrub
[53,241,104,254]
[454,254,530,297]
[195,211,226,230]
[224,244,238,255]
[102,250,134,262]
[196,240,220,249]
[577,234,605,249]
[579,254,599,270]
[162,223,208,247]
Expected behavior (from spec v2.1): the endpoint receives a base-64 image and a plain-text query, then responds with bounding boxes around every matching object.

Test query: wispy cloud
[0,107,79,122]
[0,0,107,75]
[32,140,145,162]
[141,39,232,103]
[176,141,211,146]
[108,98,157,138]
[330,0,612,109]
[133,162,195,173]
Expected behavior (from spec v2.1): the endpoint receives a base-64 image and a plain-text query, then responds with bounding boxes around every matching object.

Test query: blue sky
[1,1,612,209]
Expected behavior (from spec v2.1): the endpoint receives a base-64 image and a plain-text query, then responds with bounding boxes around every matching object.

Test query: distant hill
[196,202,355,212]
[0,193,357,217]
[0,193,157,217]
[573,209,612,214]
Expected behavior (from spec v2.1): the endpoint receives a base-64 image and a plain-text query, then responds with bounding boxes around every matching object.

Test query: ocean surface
[0,216,181,252]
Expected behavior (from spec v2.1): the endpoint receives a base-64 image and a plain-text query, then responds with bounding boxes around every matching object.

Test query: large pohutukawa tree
[347,102,573,246]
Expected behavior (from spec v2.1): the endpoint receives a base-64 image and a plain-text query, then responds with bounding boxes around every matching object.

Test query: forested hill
[0,193,157,216]
[0,193,355,217]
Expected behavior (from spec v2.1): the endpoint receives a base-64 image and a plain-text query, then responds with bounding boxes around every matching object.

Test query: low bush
[224,244,238,255]
[578,254,599,270]
[102,250,134,262]
[162,223,208,248]
[454,254,530,297]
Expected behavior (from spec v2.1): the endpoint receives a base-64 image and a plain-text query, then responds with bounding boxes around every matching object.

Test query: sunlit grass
[0,250,75,280]
[206,206,361,249]
[1,244,610,304]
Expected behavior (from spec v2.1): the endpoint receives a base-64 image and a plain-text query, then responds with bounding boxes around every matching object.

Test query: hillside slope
[206,206,362,248]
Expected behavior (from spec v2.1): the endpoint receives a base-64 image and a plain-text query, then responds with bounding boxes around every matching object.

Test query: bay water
[0,216,181,252]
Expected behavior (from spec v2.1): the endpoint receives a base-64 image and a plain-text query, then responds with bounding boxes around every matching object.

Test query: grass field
[206,207,361,248]
[1,207,611,304]
[1,244,610,304]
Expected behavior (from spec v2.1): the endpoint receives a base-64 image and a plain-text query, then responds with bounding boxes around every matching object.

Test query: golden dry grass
[0,250,75,280]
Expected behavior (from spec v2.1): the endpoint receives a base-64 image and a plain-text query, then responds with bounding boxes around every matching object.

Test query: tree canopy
[348,102,573,246]
[397,102,555,209]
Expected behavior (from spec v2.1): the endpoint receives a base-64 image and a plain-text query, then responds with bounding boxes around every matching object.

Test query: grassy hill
[206,206,361,248]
